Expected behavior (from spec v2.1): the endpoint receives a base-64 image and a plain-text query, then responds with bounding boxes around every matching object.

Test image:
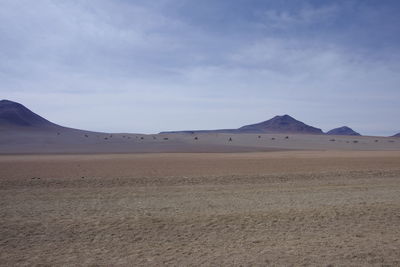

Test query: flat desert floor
[1,151,400,266]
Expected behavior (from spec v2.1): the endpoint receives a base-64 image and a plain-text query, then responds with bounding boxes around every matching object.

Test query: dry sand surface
[1,151,400,266]
[1,128,400,154]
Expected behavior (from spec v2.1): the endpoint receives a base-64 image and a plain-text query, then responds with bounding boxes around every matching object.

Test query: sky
[1,0,399,136]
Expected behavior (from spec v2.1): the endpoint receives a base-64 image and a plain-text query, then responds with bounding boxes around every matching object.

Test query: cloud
[261,4,339,30]
[0,0,399,135]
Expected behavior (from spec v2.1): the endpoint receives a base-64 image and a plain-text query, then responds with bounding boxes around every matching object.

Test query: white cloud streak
[0,0,399,135]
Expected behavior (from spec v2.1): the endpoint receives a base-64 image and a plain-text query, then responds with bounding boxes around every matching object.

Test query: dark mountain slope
[326,126,361,136]
[238,115,323,134]
[161,115,324,135]
[0,100,58,128]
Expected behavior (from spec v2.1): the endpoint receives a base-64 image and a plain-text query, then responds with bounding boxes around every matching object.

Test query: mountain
[393,133,400,137]
[161,115,324,135]
[326,126,361,136]
[238,115,324,134]
[0,99,58,129]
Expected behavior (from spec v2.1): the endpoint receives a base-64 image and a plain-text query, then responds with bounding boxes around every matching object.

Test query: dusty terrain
[1,151,400,266]
[1,128,400,154]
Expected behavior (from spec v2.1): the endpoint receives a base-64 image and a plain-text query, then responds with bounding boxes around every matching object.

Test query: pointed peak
[239,114,323,134]
[272,114,296,121]
[275,114,292,118]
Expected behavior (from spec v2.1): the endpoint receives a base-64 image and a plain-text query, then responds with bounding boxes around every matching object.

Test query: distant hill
[326,126,361,136]
[0,99,59,129]
[393,133,400,137]
[1,100,390,139]
[1,100,399,154]
[161,115,324,135]
[238,115,323,134]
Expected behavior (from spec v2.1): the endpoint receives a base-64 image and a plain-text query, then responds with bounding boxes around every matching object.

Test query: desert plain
[2,0,400,264]
[1,149,400,266]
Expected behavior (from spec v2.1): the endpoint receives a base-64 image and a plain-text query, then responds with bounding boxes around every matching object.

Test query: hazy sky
[1,0,399,135]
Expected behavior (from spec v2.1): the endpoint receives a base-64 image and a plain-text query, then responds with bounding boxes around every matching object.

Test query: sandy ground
[1,151,400,266]
[1,127,400,153]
